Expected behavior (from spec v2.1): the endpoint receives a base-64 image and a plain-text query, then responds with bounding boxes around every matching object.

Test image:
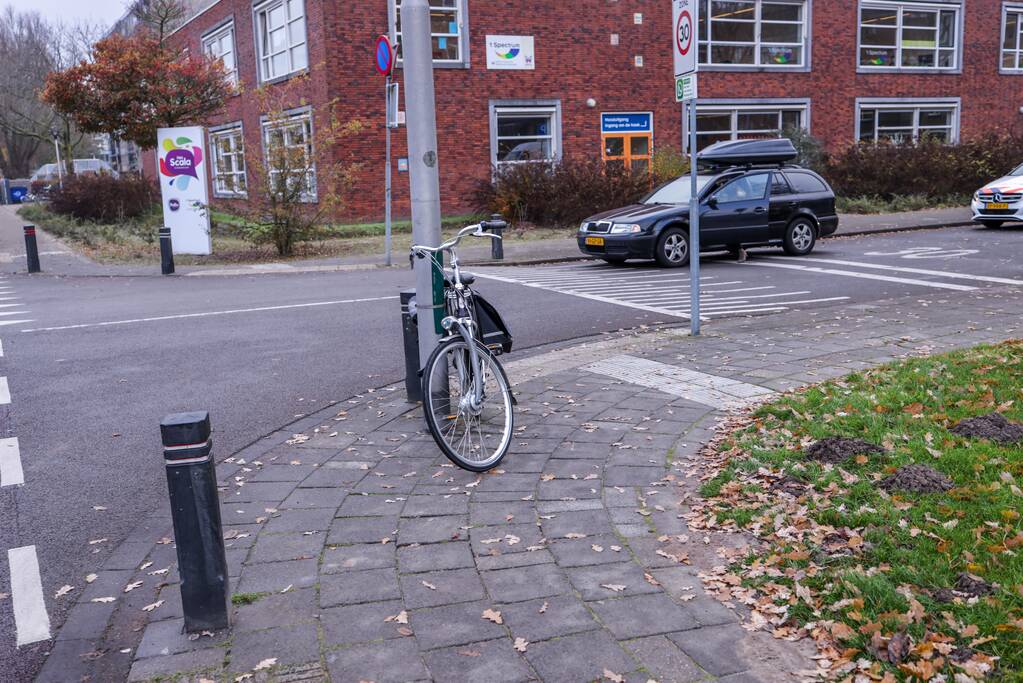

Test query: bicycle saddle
[444,271,476,286]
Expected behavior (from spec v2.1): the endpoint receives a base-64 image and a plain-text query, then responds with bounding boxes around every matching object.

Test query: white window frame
[389,0,469,68]
[202,20,238,86]
[857,1,962,73]
[1002,4,1023,73]
[855,99,960,144]
[698,0,811,71]
[684,101,810,152]
[261,109,317,202]
[209,124,247,198]
[253,0,308,83]
[489,101,562,168]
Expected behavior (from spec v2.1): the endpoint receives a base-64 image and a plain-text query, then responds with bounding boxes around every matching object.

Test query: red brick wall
[146,0,1023,222]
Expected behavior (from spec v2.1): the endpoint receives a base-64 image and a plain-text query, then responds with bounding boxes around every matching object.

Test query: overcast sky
[4,0,127,29]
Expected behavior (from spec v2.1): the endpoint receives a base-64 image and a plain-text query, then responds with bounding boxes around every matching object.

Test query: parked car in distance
[30,158,118,183]
[577,139,839,267]
[972,163,1023,228]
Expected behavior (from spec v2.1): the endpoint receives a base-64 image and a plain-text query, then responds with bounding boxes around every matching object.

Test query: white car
[973,163,1023,228]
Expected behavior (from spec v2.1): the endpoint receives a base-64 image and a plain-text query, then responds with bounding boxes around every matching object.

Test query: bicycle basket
[472,292,513,354]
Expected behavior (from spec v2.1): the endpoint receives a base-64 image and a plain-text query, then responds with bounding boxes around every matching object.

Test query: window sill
[998,68,1023,75]
[213,192,248,199]
[698,64,811,73]
[395,60,470,70]
[258,68,310,87]
[856,66,961,75]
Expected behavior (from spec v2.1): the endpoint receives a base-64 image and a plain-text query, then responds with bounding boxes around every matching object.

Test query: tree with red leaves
[41,32,231,149]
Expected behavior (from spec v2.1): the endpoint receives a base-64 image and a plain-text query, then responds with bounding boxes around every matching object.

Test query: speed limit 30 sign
[673,0,698,78]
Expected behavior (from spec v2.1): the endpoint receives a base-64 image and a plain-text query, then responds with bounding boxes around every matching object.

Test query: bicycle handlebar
[410,223,502,260]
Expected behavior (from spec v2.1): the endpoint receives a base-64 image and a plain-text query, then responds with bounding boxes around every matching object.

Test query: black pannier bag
[472,292,513,354]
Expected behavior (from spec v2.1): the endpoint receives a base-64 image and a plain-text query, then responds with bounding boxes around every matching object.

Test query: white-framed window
[391,0,467,66]
[490,103,561,167]
[698,0,808,68]
[261,110,316,200]
[209,125,246,197]
[254,0,307,82]
[202,21,238,86]
[1002,5,1023,72]
[859,1,960,70]
[856,100,959,143]
[692,104,807,151]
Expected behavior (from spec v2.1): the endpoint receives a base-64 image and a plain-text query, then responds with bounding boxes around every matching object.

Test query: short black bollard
[161,411,230,632]
[484,214,507,261]
[400,289,423,403]
[23,225,41,273]
[159,226,175,275]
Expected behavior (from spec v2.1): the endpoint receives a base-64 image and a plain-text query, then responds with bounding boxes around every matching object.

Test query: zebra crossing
[0,278,33,328]
[474,262,850,320]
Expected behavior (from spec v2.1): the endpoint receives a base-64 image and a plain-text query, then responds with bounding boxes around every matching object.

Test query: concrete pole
[401,0,443,368]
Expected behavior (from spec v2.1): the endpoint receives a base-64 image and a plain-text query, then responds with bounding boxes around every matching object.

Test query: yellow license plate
[986,202,1010,210]
[585,236,605,246]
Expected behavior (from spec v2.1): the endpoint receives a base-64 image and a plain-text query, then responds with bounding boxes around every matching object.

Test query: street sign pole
[673,0,700,336]
[385,75,393,267]
[400,0,444,368]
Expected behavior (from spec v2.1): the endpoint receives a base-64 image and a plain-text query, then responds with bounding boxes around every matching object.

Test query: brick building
[138,0,1023,220]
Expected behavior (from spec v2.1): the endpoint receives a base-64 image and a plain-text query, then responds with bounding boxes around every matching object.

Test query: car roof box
[697,138,798,167]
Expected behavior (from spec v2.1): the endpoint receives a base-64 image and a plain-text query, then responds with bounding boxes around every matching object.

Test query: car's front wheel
[655,227,690,267]
[783,218,817,256]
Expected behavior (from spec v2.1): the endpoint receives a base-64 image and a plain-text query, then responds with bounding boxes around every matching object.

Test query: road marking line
[0,437,23,487]
[20,296,398,333]
[629,286,777,302]
[0,339,4,356]
[475,271,691,319]
[703,307,787,316]
[734,261,977,291]
[0,304,24,309]
[778,256,1023,286]
[584,355,774,408]
[0,377,10,404]
[0,311,29,317]
[0,321,33,328]
[8,546,51,646]
[636,290,810,305]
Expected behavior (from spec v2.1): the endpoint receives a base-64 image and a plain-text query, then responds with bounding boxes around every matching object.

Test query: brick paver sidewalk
[39,283,1022,682]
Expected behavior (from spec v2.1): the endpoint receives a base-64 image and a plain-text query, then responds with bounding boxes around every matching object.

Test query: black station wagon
[577,139,839,267]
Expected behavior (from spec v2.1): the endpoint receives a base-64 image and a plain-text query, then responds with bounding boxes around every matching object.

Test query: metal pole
[401,0,443,368]
[385,76,393,267]
[53,138,64,190]
[23,225,41,273]
[688,99,701,336]
[160,411,230,632]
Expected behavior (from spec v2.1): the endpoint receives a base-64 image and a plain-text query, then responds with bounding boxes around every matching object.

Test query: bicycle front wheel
[422,338,514,472]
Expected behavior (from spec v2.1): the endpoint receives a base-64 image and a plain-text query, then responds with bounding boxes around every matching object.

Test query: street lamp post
[50,128,64,189]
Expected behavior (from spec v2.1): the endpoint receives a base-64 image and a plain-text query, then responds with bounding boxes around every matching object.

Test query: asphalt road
[1,221,1022,680]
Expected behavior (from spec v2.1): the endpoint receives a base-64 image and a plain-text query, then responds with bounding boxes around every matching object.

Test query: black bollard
[160,411,230,632]
[23,225,41,273]
[159,227,175,275]
[400,289,423,403]
[486,214,507,261]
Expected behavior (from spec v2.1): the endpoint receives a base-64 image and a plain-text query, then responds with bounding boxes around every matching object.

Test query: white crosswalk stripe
[474,263,850,320]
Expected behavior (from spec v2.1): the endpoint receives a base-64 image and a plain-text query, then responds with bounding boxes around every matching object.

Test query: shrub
[473,158,660,228]
[783,127,825,172]
[49,173,158,222]
[823,132,1023,200]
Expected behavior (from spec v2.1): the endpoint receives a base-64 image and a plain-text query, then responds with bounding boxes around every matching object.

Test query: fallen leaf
[601,584,627,592]
[397,626,413,637]
[458,649,481,657]
[385,610,409,624]
[148,567,170,576]
[124,581,143,593]
[142,600,164,612]
[85,573,98,583]
[591,544,604,553]
[565,533,587,539]
[513,637,529,652]
[91,597,115,603]
[54,585,73,599]
[538,601,548,614]
[421,580,437,590]
[603,669,626,683]
[0,593,8,601]
[92,506,107,512]
[253,658,277,672]
[482,608,503,624]
[138,562,153,571]
[88,538,108,545]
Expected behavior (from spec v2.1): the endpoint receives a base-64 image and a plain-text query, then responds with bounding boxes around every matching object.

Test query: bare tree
[130,0,188,45]
[0,8,99,178]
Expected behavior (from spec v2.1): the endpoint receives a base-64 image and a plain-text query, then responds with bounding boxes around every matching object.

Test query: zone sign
[673,0,698,78]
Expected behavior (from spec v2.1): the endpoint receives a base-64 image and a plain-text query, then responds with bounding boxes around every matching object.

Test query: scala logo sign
[159,137,203,190]
[486,35,535,70]
[157,127,212,255]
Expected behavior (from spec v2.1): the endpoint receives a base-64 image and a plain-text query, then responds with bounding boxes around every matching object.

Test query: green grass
[700,341,1023,680]
[836,193,970,214]
[230,592,265,606]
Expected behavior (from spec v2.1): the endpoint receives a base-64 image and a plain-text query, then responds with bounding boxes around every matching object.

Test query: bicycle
[410,223,515,472]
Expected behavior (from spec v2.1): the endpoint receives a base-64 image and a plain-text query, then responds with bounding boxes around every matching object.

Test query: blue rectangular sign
[601,112,653,134]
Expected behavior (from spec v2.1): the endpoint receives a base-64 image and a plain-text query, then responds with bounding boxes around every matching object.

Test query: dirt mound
[955,572,995,597]
[804,437,884,464]
[878,464,953,494]
[950,412,1023,445]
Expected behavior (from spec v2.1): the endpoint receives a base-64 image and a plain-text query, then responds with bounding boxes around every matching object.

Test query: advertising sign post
[157,127,212,255]
[376,35,398,267]
[673,0,700,336]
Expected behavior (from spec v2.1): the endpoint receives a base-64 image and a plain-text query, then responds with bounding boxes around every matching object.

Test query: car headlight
[610,223,642,234]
